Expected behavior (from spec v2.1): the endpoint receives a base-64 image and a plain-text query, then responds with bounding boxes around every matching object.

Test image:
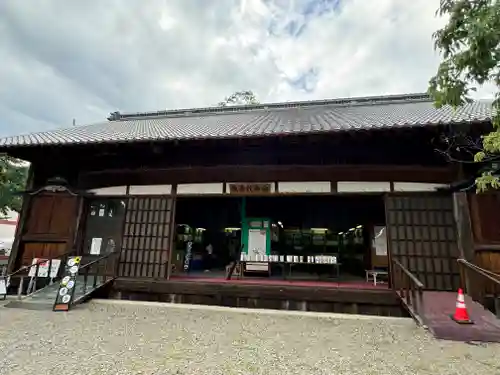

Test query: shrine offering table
[240,254,340,280]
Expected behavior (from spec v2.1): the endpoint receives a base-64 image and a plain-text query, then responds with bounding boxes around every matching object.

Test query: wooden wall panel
[21,242,67,266]
[474,250,500,296]
[469,193,500,244]
[24,196,54,235]
[15,193,80,271]
[475,251,500,274]
[119,197,174,278]
[23,194,79,240]
[386,194,460,291]
[49,196,79,237]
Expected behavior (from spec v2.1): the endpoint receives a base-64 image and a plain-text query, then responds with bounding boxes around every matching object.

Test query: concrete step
[4,300,54,310]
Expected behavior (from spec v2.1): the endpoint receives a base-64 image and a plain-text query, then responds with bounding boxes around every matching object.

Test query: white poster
[28,258,61,278]
[0,278,6,295]
[374,226,387,256]
[90,237,103,255]
[247,229,267,260]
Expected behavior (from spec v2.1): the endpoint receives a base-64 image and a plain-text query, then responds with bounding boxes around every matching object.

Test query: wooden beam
[78,164,455,189]
[112,278,399,305]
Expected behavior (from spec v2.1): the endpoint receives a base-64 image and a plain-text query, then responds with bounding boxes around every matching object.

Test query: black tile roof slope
[0,93,493,148]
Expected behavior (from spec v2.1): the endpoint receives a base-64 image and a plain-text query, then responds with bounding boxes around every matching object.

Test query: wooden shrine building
[1,93,499,337]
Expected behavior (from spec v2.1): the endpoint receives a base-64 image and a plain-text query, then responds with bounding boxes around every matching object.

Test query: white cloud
[0,0,496,137]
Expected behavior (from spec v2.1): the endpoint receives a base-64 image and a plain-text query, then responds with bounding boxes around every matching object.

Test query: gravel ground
[0,301,499,375]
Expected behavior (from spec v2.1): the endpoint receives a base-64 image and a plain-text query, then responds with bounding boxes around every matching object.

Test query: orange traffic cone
[450,288,473,324]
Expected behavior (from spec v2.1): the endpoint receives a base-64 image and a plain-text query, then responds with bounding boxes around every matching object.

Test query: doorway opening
[172,195,389,289]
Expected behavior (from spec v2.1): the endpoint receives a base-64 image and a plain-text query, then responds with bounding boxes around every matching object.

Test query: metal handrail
[457,258,500,316]
[458,258,500,283]
[2,248,76,299]
[392,259,426,325]
[392,259,424,289]
[6,247,76,278]
[78,251,117,271]
[8,258,52,277]
[483,267,500,281]
[78,251,119,295]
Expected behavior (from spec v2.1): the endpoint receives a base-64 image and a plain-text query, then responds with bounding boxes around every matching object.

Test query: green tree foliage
[0,156,28,218]
[218,90,259,106]
[429,0,500,191]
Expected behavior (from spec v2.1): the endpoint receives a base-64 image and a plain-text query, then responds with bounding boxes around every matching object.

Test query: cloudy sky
[0,0,496,137]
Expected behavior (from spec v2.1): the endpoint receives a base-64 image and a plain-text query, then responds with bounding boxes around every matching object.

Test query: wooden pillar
[453,192,475,262]
[166,184,178,280]
[383,193,395,289]
[240,196,246,253]
[453,164,475,263]
[7,164,34,273]
[115,187,130,278]
[71,197,86,255]
[453,192,475,292]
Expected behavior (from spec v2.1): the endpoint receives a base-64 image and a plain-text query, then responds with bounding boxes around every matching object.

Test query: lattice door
[119,197,174,278]
[385,193,460,291]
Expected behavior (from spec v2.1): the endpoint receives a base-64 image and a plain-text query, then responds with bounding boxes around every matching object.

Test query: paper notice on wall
[90,237,103,255]
[374,226,387,256]
[248,229,267,256]
[28,258,61,278]
[0,278,6,295]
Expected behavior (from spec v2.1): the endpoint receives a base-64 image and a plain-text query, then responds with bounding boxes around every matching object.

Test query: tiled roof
[0,93,493,148]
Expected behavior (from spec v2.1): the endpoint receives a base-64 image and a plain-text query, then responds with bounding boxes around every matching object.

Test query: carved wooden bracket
[17,176,90,197]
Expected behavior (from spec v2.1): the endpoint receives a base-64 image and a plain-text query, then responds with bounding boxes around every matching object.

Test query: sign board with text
[53,256,82,312]
[228,183,272,195]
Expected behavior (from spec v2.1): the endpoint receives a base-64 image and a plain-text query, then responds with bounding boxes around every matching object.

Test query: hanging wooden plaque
[228,183,272,195]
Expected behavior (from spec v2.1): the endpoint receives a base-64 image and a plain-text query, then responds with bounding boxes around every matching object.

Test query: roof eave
[0,119,489,153]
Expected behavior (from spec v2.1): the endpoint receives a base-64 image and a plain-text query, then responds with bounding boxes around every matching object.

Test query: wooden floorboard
[111,277,406,316]
[113,277,398,304]
[420,291,500,343]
